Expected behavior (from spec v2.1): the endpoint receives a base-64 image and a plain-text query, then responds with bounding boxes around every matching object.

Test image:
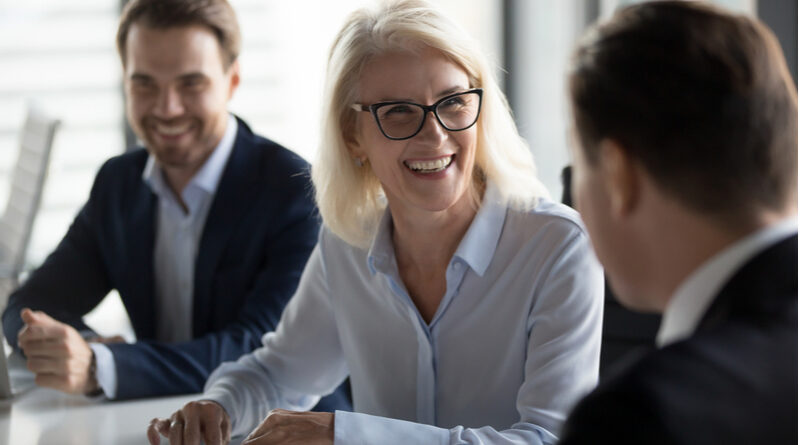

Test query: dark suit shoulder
[561,365,676,444]
[564,237,798,444]
[86,148,152,202]
[95,147,149,177]
[705,234,797,329]
[563,300,797,444]
[227,120,317,224]
[234,118,311,181]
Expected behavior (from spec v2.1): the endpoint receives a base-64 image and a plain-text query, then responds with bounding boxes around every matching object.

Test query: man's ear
[598,139,639,218]
[226,60,241,100]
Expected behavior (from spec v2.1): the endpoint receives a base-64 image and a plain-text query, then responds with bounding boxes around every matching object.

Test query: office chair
[0,105,60,308]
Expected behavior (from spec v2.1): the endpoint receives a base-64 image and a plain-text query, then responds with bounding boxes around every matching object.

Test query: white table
[0,352,209,445]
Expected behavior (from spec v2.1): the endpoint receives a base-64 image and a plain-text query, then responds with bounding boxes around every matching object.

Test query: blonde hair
[312,0,549,248]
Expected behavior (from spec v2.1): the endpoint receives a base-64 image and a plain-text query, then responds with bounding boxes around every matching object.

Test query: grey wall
[758,0,798,88]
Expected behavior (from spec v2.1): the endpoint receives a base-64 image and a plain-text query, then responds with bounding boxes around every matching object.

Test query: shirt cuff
[88,343,117,399]
[202,386,247,437]
[334,411,448,445]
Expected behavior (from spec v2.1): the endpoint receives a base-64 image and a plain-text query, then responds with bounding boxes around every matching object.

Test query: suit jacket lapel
[193,118,260,335]
[126,176,158,340]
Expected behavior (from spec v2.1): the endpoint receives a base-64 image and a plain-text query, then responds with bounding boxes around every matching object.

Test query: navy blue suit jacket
[3,118,350,410]
[560,234,797,444]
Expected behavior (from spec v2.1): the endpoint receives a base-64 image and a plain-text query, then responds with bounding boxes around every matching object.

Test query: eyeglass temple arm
[350,104,370,112]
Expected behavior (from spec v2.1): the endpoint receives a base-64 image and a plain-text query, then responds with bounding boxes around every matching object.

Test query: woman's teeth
[405,155,454,173]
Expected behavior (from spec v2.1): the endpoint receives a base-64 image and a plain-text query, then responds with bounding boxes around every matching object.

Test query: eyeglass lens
[374,91,480,139]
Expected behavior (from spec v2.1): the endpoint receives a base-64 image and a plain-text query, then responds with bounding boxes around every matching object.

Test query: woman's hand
[147,400,231,445]
[242,409,334,445]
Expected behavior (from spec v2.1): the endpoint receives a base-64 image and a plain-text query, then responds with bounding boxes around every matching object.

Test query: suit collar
[658,219,798,347]
[126,158,158,340]
[191,114,238,193]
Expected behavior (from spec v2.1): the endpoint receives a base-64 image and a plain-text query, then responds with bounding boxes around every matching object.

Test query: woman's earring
[354,157,364,167]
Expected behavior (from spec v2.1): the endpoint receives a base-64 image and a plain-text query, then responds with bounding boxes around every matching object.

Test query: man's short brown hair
[117,0,241,69]
[569,1,797,222]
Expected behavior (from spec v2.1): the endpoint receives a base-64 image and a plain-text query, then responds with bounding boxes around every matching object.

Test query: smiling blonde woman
[149,1,604,444]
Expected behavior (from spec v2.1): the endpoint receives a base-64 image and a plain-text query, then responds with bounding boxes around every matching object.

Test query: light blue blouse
[204,184,604,444]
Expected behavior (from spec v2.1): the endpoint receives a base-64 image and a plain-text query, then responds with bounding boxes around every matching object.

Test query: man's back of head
[562,3,797,442]
[567,0,798,310]
[570,0,797,229]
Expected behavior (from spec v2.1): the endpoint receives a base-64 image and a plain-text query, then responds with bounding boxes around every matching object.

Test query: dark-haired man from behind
[561,1,796,444]
[2,0,351,412]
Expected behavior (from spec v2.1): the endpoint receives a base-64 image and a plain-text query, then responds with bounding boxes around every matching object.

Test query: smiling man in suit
[1,0,350,411]
[561,1,797,443]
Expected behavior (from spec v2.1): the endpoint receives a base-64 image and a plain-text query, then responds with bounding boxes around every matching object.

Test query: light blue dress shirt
[203,183,604,444]
[89,115,237,398]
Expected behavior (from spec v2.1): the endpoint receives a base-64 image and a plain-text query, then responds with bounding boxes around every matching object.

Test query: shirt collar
[367,205,395,276]
[143,114,238,196]
[657,217,798,347]
[366,181,506,277]
[451,182,505,277]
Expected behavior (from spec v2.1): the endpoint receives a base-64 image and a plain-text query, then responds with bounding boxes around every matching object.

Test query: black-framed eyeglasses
[351,88,483,141]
